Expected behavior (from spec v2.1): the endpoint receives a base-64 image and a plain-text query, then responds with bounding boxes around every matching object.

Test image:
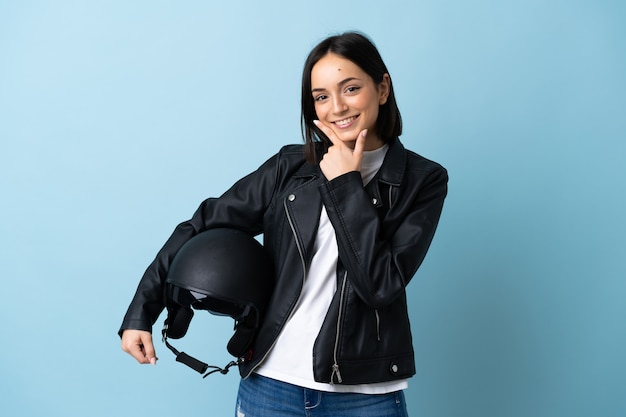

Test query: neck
[364,134,385,151]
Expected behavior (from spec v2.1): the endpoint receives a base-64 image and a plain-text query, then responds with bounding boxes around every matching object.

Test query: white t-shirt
[255,144,408,394]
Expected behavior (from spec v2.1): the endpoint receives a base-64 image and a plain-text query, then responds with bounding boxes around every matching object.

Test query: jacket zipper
[282,195,308,286]
[368,186,391,344]
[245,196,307,377]
[331,271,348,384]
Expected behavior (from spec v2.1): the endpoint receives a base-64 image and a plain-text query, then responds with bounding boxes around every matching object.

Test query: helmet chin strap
[161,323,240,378]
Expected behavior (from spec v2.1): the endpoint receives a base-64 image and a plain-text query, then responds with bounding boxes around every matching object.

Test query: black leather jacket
[120,137,448,385]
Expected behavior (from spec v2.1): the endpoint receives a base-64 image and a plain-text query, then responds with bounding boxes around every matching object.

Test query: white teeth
[334,116,355,127]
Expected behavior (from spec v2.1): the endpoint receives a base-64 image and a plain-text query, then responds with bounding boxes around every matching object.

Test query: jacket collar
[376,137,406,186]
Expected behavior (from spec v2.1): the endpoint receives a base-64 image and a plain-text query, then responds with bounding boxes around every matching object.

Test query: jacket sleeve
[118,150,283,336]
[319,161,448,309]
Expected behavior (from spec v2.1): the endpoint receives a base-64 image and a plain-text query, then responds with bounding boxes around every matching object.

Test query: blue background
[1,1,625,416]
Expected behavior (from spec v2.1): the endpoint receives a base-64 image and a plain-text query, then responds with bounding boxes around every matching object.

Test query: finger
[140,333,157,365]
[121,330,157,365]
[353,129,367,156]
[313,120,339,146]
[122,339,148,364]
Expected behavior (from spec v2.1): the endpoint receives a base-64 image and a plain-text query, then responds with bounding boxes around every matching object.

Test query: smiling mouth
[333,115,358,128]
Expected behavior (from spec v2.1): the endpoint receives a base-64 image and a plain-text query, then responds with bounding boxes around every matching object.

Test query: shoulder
[257,144,315,180]
[276,144,306,159]
[396,143,448,199]
[404,148,447,176]
[384,138,447,185]
[254,144,305,168]
[272,144,308,169]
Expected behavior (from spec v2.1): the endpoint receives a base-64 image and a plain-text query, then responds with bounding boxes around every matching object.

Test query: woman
[120,31,448,416]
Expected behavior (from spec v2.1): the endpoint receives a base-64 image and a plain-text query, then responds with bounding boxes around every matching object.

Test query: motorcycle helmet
[161,228,274,377]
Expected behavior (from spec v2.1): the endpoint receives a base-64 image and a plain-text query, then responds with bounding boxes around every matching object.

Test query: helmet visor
[169,285,249,320]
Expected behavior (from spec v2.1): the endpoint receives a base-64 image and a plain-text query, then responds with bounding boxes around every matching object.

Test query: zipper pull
[331,363,343,384]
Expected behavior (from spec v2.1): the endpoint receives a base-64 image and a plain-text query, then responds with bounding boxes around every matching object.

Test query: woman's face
[311,53,390,150]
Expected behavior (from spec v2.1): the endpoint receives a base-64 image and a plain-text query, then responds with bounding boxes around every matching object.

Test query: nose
[331,96,347,114]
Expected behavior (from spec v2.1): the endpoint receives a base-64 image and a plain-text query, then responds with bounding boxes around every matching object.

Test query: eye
[345,86,361,94]
[314,94,328,102]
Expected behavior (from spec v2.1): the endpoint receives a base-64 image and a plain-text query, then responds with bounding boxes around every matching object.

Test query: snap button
[372,198,378,205]
[288,194,296,202]
[390,364,399,373]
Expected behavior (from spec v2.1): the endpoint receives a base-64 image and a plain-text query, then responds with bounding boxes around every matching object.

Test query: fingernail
[313,120,320,126]
[149,357,157,366]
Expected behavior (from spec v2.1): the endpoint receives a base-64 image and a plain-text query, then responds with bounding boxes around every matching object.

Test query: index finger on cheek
[313,120,337,145]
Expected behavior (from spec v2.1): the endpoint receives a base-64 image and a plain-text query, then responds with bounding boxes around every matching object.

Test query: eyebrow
[311,77,361,93]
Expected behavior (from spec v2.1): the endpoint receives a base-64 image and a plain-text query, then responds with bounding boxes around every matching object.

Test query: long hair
[301,32,402,163]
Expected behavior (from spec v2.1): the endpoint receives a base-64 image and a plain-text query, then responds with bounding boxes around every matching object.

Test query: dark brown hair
[301,32,402,163]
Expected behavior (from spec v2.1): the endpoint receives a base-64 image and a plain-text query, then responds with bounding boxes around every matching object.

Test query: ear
[378,73,391,105]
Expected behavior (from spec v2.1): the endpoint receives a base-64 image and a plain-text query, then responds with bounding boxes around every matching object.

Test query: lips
[332,115,358,128]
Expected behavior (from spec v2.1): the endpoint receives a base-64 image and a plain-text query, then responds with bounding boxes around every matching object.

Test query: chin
[334,130,360,143]
[337,137,357,146]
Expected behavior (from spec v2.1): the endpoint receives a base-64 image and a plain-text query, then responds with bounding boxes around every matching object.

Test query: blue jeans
[235,374,409,417]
